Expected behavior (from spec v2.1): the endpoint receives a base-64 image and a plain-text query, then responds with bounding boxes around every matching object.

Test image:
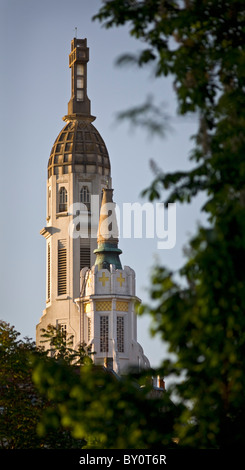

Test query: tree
[0,321,42,448]
[1,320,177,449]
[0,320,177,450]
[39,323,93,365]
[93,0,245,447]
[32,355,178,449]
[0,321,84,448]
[33,324,178,449]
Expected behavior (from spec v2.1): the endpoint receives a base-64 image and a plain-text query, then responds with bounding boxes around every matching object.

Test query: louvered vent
[47,243,51,300]
[58,239,67,295]
[80,238,90,269]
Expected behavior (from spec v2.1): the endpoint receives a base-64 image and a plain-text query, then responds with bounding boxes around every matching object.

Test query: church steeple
[64,38,95,121]
[94,188,122,270]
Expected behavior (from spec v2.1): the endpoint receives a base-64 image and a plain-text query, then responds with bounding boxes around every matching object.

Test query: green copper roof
[94,243,122,270]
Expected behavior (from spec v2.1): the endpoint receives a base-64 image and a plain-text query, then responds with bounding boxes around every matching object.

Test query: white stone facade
[74,265,150,374]
[36,169,111,348]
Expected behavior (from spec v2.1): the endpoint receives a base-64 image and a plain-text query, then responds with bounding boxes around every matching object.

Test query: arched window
[59,187,67,212]
[80,186,90,211]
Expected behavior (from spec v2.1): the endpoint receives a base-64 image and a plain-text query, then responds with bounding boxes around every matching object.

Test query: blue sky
[0,0,205,368]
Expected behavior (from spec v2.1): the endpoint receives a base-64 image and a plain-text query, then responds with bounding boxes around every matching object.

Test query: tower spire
[94,189,122,270]
[64,37,95,122]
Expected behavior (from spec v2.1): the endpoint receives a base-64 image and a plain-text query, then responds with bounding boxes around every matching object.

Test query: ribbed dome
[48,119,110,178]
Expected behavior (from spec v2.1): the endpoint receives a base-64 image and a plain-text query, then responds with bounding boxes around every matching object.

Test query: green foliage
[115,94,171,138]
[0,321,52,448]
[0,321,84,449]
[94,0,245,448]
[40,324,93,365]
[140,210,245,447]
[94,0,245,213]
[40,324,75,361]
[0,321,177,449]
[32,356,178,449]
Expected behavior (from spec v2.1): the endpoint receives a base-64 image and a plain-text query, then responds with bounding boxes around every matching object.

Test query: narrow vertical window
[117,316,124,353]
[100,316,109,353]
[60,323,67,341]
[80,186,90,211]
[80,238,90,269]
[48,186,51,218]
[87,317,91,343]
[77,64,84,102]
[59,187,67,212]
[47,243,51,301]
[57,322,73,347]
[58,240,67,295]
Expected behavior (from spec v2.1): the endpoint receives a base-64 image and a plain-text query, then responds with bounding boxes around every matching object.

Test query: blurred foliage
[0,321,178,449]
[94,0,245,447]
[115,94,171,138]
[32,356,178,449]
[94,0,245,214]
[33,326,178,449]
[0,321,84,448]
[138,208,245,447]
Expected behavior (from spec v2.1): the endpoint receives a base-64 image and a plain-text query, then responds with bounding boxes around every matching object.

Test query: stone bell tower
[36,38,150,374]
[36,38,111,348]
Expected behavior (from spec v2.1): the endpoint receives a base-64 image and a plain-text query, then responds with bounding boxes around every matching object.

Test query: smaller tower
[94,188,122,270]
[75,189,150,374]
[66,38,92,120]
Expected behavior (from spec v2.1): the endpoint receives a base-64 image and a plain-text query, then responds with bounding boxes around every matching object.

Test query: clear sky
[0,0,206,369]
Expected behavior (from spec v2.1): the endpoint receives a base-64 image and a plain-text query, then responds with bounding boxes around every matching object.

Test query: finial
[63,37,95,122]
